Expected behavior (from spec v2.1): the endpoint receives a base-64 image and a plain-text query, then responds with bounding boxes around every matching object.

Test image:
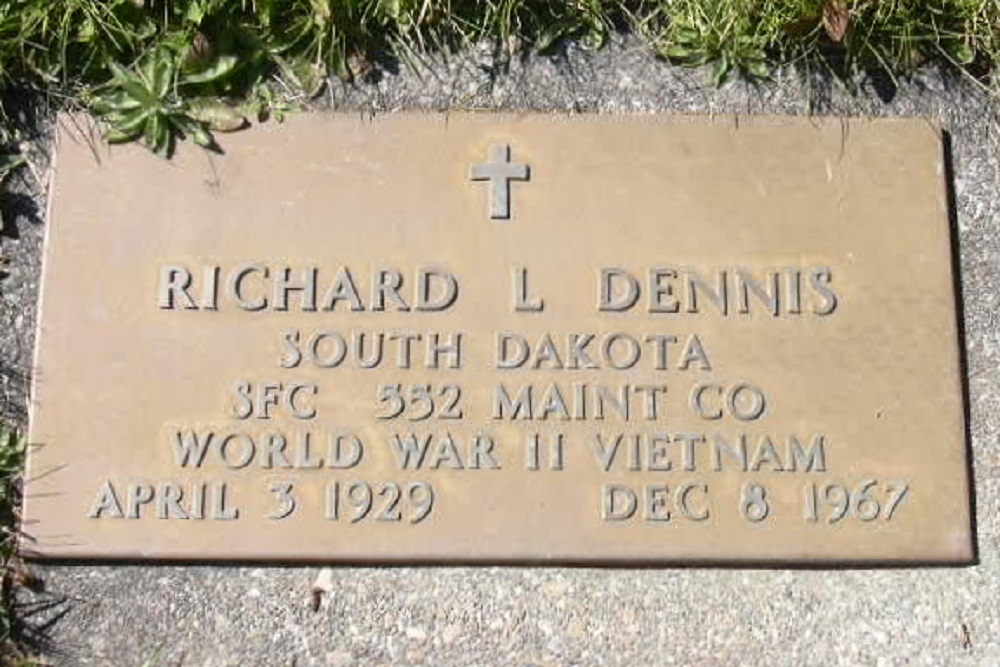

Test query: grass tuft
[0,424,27,664]
[0,1,997,154]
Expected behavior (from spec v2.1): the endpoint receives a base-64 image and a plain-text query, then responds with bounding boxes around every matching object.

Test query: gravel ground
[2,36,999,666]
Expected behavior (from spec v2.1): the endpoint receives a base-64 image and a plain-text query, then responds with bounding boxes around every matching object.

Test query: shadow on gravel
[0,362,29,428]
[0,193,42,239]
[942,127,980,564]
[0,88,49,139]
[0,87,52,240]
[10,592,72,662]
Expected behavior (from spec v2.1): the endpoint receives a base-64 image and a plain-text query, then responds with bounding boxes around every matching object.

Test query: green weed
[7,2,1000,155]
[0,0,153,87]
[0,3,998,153]
[645,0,779,83]
[0,424,25,661]
[89,46,246,156]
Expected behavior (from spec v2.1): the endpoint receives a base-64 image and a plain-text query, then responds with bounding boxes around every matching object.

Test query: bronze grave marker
[23,114,973,563]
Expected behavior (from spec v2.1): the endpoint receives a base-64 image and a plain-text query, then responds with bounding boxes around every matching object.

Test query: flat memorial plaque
[24,114,973,563]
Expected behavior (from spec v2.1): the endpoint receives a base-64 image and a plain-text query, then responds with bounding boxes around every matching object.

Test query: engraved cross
[469,144,530,220]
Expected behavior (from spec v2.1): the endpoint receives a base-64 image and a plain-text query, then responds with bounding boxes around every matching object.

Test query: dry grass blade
[822,0,849,43]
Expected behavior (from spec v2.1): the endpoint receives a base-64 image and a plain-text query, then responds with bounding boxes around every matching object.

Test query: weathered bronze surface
[23,114,973,563]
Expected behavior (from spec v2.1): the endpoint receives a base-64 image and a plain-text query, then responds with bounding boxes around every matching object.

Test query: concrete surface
[2,36,999,666]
